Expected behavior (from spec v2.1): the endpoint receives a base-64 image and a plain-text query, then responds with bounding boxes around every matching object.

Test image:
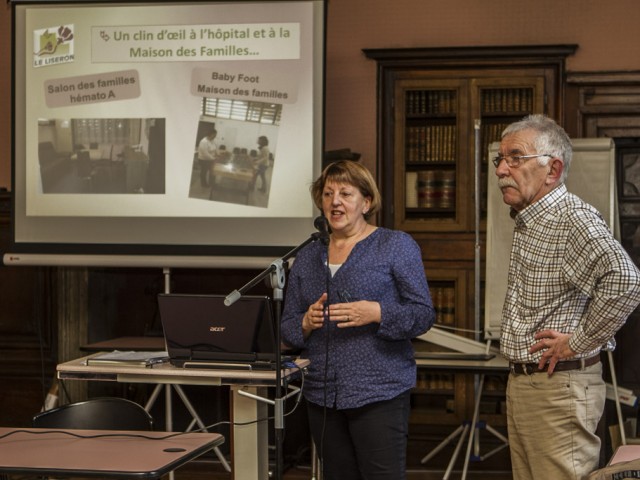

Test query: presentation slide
[10,0,325,263]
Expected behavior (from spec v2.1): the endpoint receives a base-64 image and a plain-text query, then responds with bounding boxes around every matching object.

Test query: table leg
[230,385,269,480]
[145,384,231,473]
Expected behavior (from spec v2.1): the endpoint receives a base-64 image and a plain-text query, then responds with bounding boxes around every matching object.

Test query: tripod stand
[420,363,509,479]
[155,268,231,477]
[419,340,509,479]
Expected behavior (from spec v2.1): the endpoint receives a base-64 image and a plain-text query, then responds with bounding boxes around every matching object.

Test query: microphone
[224,289,241,306]
[313,215,330,245]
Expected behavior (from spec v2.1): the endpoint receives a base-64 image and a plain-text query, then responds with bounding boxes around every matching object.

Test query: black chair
[30,398,155,480]
[32,397,154,431]
[76,149,93,179]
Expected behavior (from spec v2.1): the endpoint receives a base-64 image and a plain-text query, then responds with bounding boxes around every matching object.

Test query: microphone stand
[224,231,325,480]
[318,230,331,474]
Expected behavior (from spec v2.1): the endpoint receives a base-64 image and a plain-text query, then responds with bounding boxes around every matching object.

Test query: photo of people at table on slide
[188,98,280,208]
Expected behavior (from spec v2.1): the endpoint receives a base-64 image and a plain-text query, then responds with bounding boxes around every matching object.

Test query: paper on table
[86,350,169,367]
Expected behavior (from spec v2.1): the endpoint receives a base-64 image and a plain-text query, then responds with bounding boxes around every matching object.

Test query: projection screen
[7,0,326,267]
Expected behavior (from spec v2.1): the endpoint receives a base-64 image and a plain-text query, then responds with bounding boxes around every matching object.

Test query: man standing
[197,127,218,188]
[254,135,270,192]
[495,114,640,479]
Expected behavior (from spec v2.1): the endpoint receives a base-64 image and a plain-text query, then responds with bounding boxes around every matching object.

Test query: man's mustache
[498,178,518,189]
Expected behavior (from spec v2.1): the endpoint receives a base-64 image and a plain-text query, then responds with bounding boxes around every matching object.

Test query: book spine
[405,171,418,208]
[439,170,455,209]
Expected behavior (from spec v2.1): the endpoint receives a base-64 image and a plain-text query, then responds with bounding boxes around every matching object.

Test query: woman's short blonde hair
[311,160,381,220]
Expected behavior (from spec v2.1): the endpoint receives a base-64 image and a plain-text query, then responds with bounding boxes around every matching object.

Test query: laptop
[157,293,290,370]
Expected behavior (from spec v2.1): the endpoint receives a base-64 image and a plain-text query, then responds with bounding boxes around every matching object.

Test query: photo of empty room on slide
[37,117,166,195]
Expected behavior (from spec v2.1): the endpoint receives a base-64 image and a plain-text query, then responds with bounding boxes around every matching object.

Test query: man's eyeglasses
[492,154,553,168]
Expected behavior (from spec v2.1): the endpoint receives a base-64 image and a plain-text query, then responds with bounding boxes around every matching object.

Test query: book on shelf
[481,87,533,114]
[417,170,438,208]
[405,90,457,116]
[441,287,455,325]
[430,285,455,327]
[414,169,456,209]
[405,171,418,208]
[405,125,456,163]
[480,121,509,163]
[86,350,170,367]
[439,170,455,209]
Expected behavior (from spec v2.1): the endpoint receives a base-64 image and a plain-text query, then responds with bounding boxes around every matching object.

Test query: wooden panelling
[0,192,57,426]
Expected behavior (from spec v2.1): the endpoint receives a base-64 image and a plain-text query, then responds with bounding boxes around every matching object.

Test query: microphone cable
[319,222,331,471]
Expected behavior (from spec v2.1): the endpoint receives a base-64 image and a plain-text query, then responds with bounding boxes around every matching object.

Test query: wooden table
[57,355,308,480]
[210,163,256,204]
[0,427,223,478]
[610,444,640,464]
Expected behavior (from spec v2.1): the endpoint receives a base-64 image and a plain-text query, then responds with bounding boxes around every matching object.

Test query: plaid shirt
[500,184,640,363]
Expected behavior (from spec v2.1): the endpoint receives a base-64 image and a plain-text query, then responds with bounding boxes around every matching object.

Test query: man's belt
[509,354,600,375]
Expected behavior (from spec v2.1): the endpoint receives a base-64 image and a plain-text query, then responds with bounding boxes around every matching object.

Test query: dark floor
[175,464,513,480]
[171,429,514,479]
[4,429,513,480]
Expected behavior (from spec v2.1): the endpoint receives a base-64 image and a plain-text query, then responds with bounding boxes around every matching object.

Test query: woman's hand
[302,293,328,338]
[328,300,381,328]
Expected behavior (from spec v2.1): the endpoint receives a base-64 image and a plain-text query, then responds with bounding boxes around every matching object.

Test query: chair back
[32,397,153,431]
[76,150,92,177]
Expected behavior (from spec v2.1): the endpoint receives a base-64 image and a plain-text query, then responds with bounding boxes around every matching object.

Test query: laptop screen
[157,294,276,365]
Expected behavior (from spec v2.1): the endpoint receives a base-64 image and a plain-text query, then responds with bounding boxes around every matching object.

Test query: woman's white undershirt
[328,263,342,277]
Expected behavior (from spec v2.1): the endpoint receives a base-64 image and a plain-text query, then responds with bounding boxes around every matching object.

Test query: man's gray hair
[501,114,573,183]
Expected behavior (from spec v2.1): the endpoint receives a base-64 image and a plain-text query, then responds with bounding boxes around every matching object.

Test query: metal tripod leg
[421,423,471,480]
[444,423,471,479]
[421,373,509,480]
[421,424,467,464]
[146,384,231,473]
[460,373,509,479]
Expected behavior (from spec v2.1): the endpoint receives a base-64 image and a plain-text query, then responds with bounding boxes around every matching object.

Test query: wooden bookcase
[364,45,576,426]
[412,267,470,426]
[396,76,545,233]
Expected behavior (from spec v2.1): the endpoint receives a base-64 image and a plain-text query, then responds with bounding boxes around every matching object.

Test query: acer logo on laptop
[209,326,226,332]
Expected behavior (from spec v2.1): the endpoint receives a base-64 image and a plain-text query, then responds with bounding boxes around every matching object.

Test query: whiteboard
[484,138,617,340]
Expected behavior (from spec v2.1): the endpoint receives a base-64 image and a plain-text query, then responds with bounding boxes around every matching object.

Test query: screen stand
[147,267,231,475]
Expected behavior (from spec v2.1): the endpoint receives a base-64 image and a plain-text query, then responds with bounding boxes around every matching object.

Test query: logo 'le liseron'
[33,25,75,68]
